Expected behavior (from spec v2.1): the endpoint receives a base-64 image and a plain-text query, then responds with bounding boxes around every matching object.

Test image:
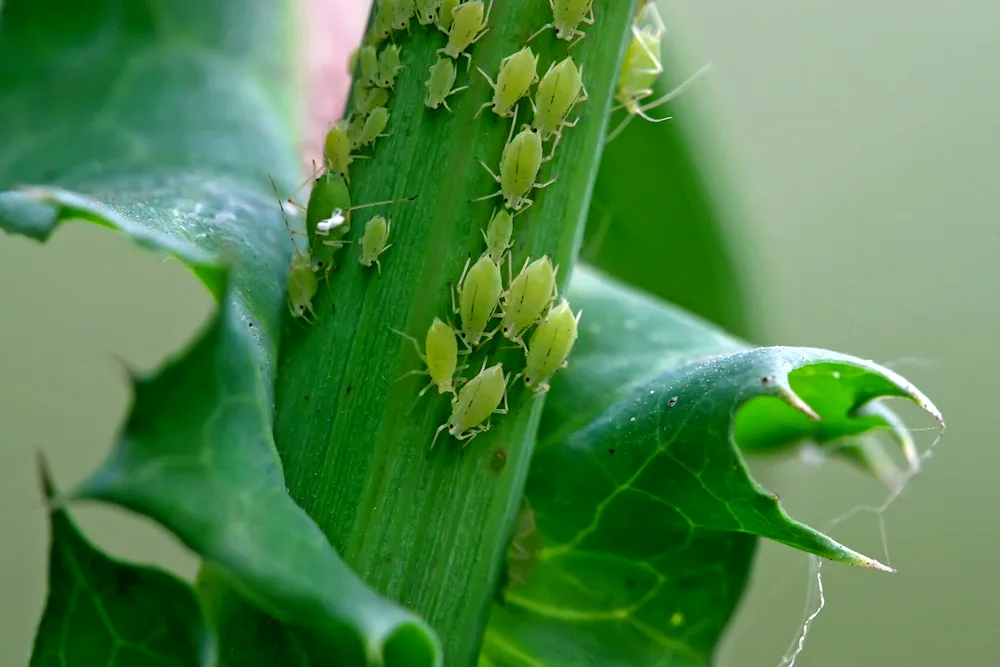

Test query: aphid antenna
[348,193,419,211]
[636,62,714,115]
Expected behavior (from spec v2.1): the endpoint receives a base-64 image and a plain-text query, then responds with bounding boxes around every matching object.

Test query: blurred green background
[2,0,996,665]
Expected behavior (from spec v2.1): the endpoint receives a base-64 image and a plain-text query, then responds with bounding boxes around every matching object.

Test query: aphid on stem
[376,44,403,88]
[474,46,539,119]
[391,317,464,397]
[475,107,556,212]
[287,170,414,278]
[481,207,517,265]
[416,0,442,25]
[437,0,493,71]
[452,254,503,350]
[353,81,391,118]
[606,3,712,143]
[357,215,393,272]
[531,56,589,152]
[269,176,318,321]
[424,57,468,111]
[360,106,391,148]
[526,0,595,49]
[357,45,380,87]
[431,359,510,449]
[370,0,396,43]
[323,120,353,182]
[392,0,416,33]
[519,298,580,395]
[497,255,559,348]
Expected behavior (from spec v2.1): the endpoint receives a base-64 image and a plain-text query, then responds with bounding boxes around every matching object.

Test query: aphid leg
[478,159,502,184]
[430,422,449,450]
[473,68,498,118]
[525,23,552,45]
[459,422,492,448]
[566,30,587,51]
[461,51,474,73]
[533,177,558,190]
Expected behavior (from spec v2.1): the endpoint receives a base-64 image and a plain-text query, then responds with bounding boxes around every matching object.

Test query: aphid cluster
[281,0,597,449]
[392,0,593,449]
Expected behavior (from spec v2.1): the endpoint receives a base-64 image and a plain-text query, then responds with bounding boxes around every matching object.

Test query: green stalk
[275,2,639,663]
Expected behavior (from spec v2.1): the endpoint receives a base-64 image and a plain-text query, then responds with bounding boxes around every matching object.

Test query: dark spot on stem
[608,449,615,454]
[667,396,678,408]
[346,385,352,394]
[490,448,508,473]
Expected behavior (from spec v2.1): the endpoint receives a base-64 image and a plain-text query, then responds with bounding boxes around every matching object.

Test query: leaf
[270,2,646,665]
[31,457,214,667]
[482,267,943,666]
[583,18,752,338]
[0,0,440,663]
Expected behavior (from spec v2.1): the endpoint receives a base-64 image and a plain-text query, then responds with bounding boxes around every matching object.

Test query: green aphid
[424,57,468,111]
[377,44,403,89]
[360,106,391,148]
[432,359,509,449]
[480,207,514,264]
[358,215,392,272]
[370,0,396,43]
[358,44,380,87]
[437,0,492,70]
[416,0,442,25]
[521,298,580,394]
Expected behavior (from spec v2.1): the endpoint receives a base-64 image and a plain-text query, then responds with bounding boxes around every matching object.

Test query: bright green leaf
[0,0,440,663]
[31,458,214,667]
[482,267,943,665]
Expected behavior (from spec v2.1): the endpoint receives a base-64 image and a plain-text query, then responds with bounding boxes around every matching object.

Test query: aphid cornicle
[416,0,442,25]
[522,298,581,394]
[437,0,460,30]
[526,0,595,47]
[424,57,468,111]
[358,215,392,271]
[360,106,391,147]
[392,317,462,397]
[481,208,514,264]
[392,0,416,32]
[432,359,510,448]
[477,109,556,211]
[371,0,396,43]
[452,254,503,349]
[377,44,403,88]
[498,255,559,347]
[437,0,493,70]
[531,57,588,147]
[475,46,539,119]
[358,45,380,87]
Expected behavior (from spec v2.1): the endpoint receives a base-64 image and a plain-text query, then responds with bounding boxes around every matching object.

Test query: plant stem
[275,3,639,663]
